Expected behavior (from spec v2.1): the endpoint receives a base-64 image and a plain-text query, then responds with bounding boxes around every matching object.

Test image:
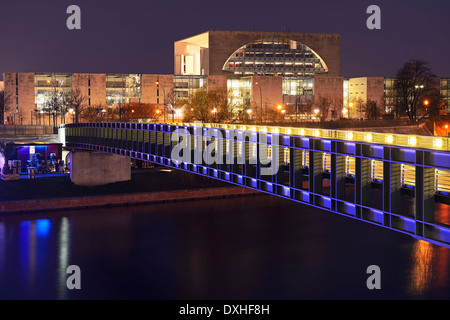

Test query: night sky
[1,0,449,79]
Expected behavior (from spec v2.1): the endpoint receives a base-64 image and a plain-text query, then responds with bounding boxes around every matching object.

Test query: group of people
[28,154,69,174]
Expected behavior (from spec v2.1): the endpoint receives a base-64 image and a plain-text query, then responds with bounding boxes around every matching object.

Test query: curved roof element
[222,38,328,76]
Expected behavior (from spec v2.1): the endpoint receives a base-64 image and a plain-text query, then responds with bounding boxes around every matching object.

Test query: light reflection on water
[409,240,434,295]
[0,195,450,299]
[57,217,70,300]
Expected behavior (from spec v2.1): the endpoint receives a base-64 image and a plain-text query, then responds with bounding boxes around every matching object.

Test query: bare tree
[394,59,438,122]
[0,89,12,125]
[365,99,382,119]
[422,87,447,122]
[316,96,331,122]
[181,88,236,123]
[121,103,161,121]
[42,80,67,127]
[384,90,400,118]
[82,104,105,122]
[65,87,87,123]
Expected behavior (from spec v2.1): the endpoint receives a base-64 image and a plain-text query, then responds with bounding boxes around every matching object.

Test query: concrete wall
[349,77,384,104]
[251,76,283,111]
[367,77,385,106]
[206,30,341,77]
[3,72,36,125]
[314,76,344,101]
[174,31,209,76]
[90,73,106,106]
[70,151,131,186]
[3,73,16,117]
[18,73,37,125]
[348,77,385,118]
[314,75,344,118]
[72,73,90,104]
[207,75,227,91]
[141,74,174,104]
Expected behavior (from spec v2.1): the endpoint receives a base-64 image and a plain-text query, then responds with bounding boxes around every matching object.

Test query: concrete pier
[70,151,131,186]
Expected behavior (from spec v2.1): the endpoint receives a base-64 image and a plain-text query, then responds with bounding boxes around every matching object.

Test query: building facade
[2,30,449,125]
[175,30,343,118]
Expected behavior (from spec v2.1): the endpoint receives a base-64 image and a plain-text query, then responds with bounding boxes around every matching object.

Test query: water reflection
[1,195,450,299]
[58,217,70,300]
[409,240,434,295]
[0,222,4,276]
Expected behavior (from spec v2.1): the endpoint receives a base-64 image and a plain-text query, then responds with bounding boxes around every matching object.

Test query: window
[222,38,328,76]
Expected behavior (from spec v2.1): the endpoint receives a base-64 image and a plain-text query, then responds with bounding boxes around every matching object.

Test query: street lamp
[247,109,252,121]
[348,102,354,119]
[34,109,40,125]
[156,81,166,122]
[68,108,75,123]
[254,81,263,122]
[314,108,320,120]
[445,124,448,137]
[175,109,182,121]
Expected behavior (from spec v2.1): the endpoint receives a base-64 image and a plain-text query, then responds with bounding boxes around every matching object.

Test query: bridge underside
[61,122,450,248]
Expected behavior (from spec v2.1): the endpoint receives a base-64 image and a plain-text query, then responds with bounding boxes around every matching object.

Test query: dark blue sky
[1,0,449,79]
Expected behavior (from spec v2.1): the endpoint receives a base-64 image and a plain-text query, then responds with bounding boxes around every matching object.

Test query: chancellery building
[1,30,449,125]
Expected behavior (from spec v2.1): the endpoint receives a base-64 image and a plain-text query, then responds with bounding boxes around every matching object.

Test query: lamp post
[314,108,319,121]
[445,124,448,137]
[156,81,166,122]
[34,109,40,125]
[348,102,353,119]
[68,108,75,123]
[175,109,182,122]
[254,82,263,123]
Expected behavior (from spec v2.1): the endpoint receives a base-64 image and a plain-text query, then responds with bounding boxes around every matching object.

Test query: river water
[0,194,449,300]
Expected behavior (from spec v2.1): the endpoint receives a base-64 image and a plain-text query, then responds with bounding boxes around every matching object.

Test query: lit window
[434,138,443,148]
[386,135,394,144]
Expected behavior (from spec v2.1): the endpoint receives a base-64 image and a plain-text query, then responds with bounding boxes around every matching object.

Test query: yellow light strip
[163,122,450,151]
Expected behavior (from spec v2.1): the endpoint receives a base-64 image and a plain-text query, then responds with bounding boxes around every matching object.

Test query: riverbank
[0,168,230,202]
[0,168,261,214]
[0,186,260,214]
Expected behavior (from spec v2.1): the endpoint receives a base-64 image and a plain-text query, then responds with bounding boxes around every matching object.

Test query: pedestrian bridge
[59,122,450,248]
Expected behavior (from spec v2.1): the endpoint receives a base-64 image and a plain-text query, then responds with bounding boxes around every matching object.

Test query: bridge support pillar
[70,150,131,186]
[331,154,346,200]
[309,151,323,195]
[290,148,303,189]
[355,158,372,206]
[383,162,402,215]
[415,166,435,233]
[274,145,285,185]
